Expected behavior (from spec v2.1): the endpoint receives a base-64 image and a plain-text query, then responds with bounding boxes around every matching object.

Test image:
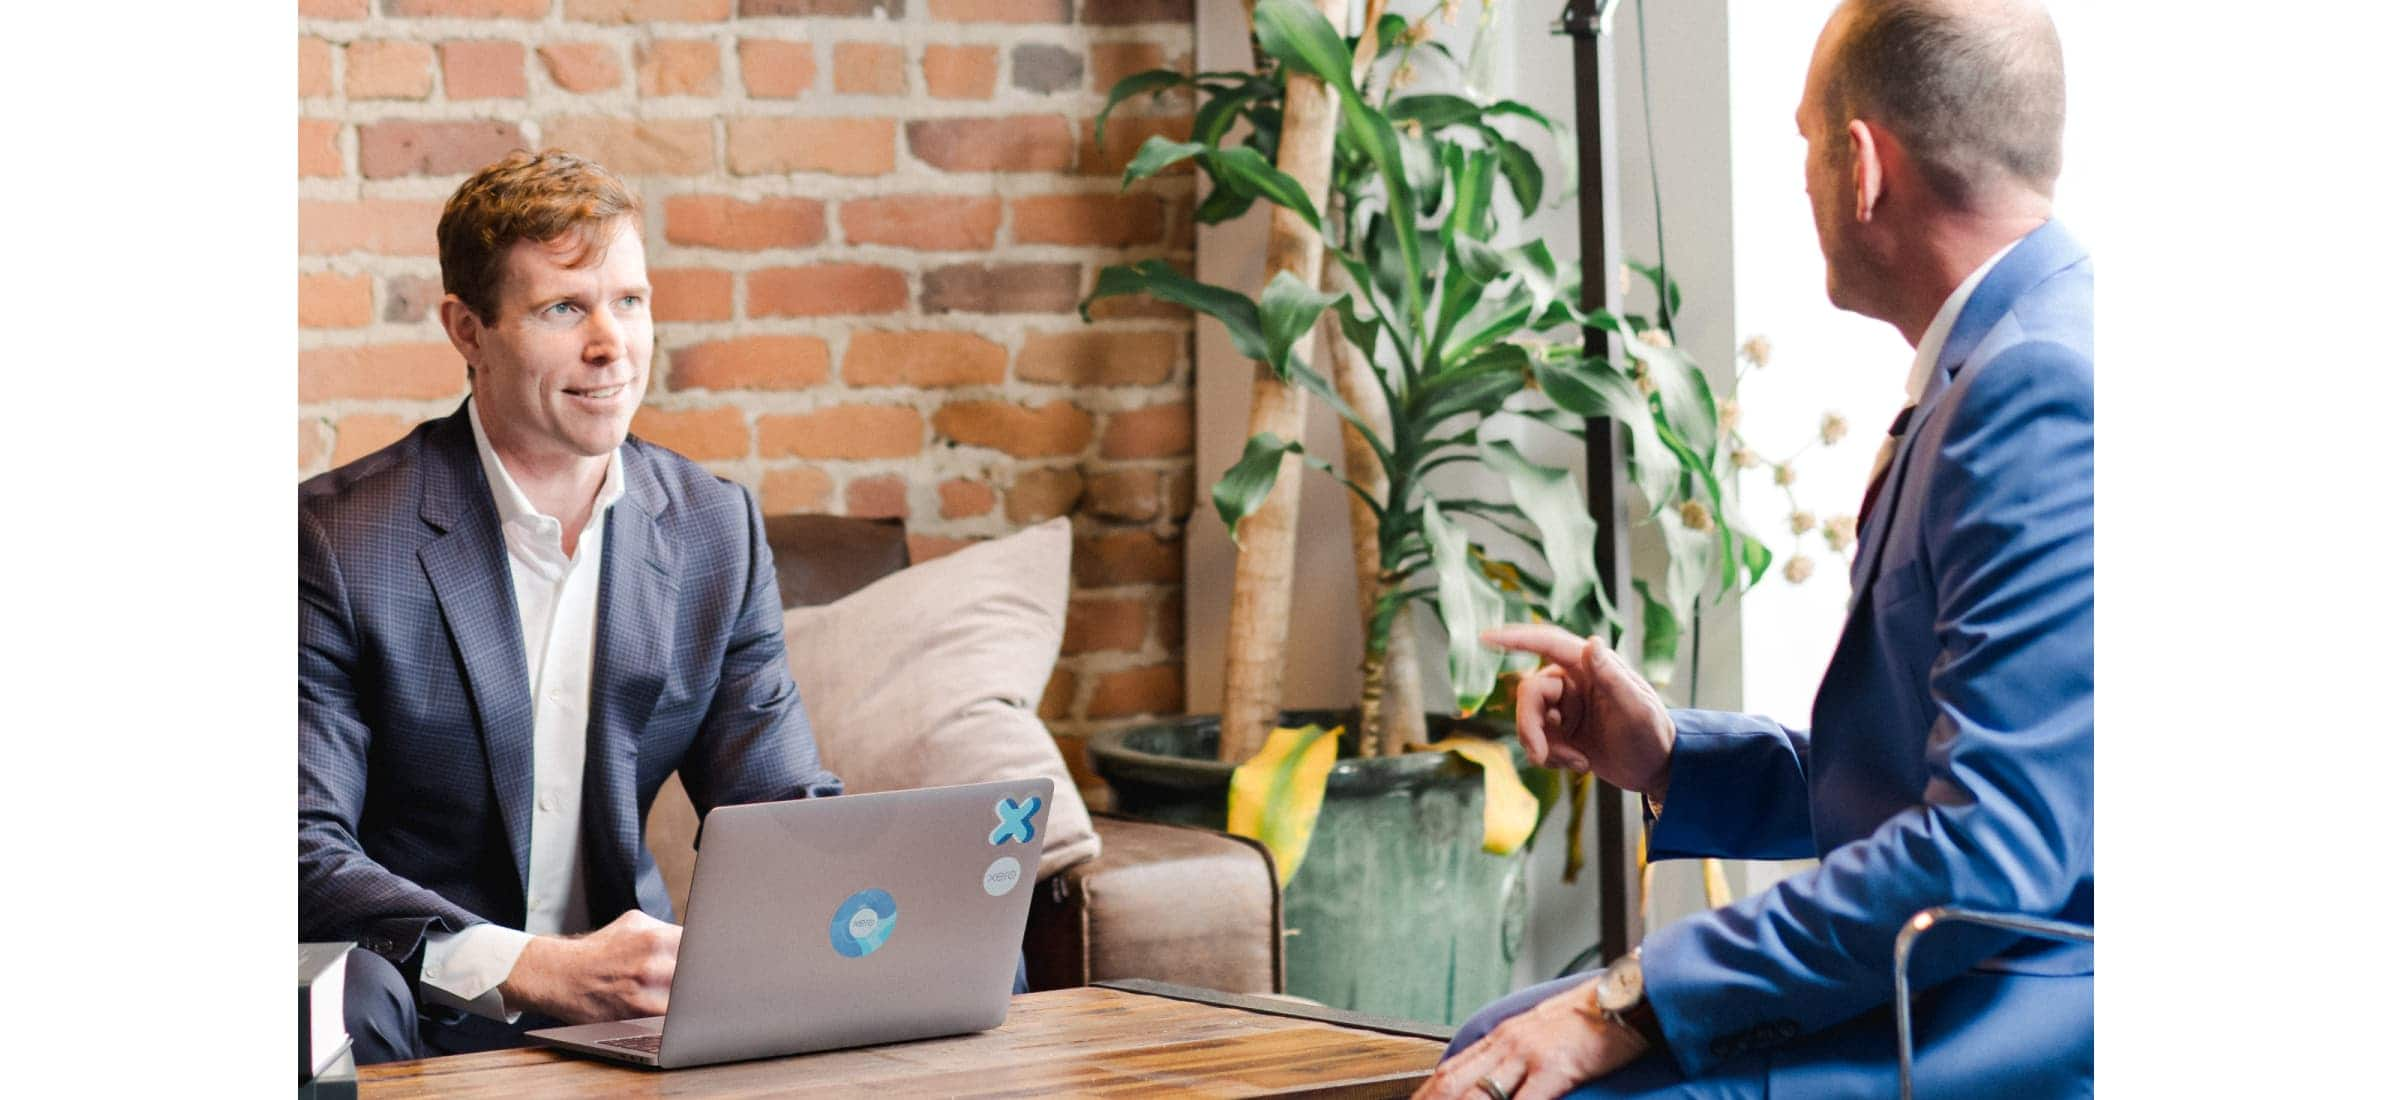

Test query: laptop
[527,776,1053,1069]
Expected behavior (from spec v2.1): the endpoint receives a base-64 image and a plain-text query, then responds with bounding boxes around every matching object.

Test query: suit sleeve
[1640,342,2094,1076]
[299,506,485,968]
[676,484,843,817]
[1646,709,1816,861]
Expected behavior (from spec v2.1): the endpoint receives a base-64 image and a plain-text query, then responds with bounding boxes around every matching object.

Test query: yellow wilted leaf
[1227,724,1341,887]
[1423,736,1540,855]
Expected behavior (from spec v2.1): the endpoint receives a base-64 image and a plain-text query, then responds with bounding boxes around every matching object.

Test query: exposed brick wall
[297,0,1199,781]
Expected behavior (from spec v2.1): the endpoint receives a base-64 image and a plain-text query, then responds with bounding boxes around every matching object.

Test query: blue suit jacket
[299,405,842,971]
[1642,221,2093,1081]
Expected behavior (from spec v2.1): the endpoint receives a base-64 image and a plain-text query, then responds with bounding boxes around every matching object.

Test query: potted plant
[1079,0,1768,1023]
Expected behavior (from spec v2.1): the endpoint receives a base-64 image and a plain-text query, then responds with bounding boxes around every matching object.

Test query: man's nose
[584,306,623,361]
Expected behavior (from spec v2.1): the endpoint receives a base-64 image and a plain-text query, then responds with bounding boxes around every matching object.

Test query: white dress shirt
[1903,238,2021,406]
[418,398,626,1022]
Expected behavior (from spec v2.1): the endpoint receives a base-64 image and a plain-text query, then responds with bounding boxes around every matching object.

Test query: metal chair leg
[1893,907,2093,1100]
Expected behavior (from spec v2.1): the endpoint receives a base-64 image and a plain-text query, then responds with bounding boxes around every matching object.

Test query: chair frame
[1892,907,2093,1100]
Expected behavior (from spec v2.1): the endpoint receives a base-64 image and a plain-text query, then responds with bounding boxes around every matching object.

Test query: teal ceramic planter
[1087,710,1532,1026]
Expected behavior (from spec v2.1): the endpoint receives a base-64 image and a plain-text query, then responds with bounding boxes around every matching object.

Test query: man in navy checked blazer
[300,151,842,1062]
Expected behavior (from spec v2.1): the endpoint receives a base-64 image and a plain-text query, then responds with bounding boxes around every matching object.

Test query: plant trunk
[1217,0,1353,763]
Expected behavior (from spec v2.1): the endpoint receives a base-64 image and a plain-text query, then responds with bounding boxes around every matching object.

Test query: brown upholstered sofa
[641,514,1284,995]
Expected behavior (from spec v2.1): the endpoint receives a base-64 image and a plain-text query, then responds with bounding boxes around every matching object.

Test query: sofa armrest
[1023,814,1283,995]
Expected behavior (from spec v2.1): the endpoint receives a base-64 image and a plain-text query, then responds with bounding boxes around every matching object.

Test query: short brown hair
[1822,0,2065,205]
[437,149,641,321]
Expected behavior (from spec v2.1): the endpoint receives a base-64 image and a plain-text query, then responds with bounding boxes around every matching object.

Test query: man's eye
[617,295,646,310]
[545,301,579,316]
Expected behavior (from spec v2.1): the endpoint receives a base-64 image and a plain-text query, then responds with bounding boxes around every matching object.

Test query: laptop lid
[655,777,1054,1067]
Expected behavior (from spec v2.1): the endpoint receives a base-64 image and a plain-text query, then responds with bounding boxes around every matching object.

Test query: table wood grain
[358,985,1447,1098]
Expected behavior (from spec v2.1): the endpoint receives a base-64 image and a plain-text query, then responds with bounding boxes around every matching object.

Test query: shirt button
[538,792,558,812]
[528,894,542,910]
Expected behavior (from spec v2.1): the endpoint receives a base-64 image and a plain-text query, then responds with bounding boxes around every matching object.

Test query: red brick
[740,0,893,14]
[300,417,331,474]
[908,115,1073,172]
[299,0,369,16]
[921,263,1080,314]
[299,343,463,402]
[1013,193,1165,247]
[1091,42,1179,93]
[387,0,547,15]
[939,479,996,519]
[1074,529,1180,586]
[299,38,334,97]
[1006,466,1083,523]
[299,118,343,178]
[922,45,996,100]
[649,268,734,322]
[1085,468,1162,522]
[564,0,733,20]
[1064,597,1148,655]
[383,274,446,323]
[726,118,896,176]
[331,413,419,467]
[928,0,1066,20]
[749,264,908,316]
[347,40,435,100]
[843,330,1005,387]
[1016,330,1178,386]
[1037,666,1076,721]
[1085,664,1184,718]
[1077,114,1193,178]
[542,117,715,175]
[638,39,721,96]
[1155,590,1185,651]
[632,406,750,461]
[757,406,925,459]
[839,194,999,251]
[738,38,816,98]
[1082,0,1191,23]
[441,40,526,99]
[934,400,1093,458]
[299,272,373,328]
[845,475,909,519]
[833,42,905,94]
[664,194,828,250]
[358,120,527,179]
[908,534,977,562]
[1101,403,1192,459]
[761,465,834,512]
[539,43,623,93]
[300,199,445,256]
[669,335,832,391]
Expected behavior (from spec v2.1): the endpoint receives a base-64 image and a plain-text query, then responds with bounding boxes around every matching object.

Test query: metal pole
[1558,0,1637,967]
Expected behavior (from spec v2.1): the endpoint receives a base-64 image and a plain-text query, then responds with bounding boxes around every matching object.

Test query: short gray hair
[1822,0,2066,205]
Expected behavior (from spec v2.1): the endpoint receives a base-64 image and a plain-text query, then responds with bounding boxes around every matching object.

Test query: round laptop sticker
[829,888,897,958]
[982,856,1023,897]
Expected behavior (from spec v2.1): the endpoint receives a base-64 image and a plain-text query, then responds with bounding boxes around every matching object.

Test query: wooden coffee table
[358,980,1454,1098]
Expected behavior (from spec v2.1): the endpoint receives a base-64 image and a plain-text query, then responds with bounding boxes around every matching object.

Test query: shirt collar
[465,396,625,532]
[1904,238,2021,406]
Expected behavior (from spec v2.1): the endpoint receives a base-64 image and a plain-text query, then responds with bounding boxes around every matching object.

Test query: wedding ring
[1476,1075,1512,1100]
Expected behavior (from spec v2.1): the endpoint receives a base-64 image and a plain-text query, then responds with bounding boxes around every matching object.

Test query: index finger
[1479,623,1590,667]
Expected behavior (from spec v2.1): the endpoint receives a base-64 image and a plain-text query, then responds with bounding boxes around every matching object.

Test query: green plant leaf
[1123,137,1209,187]
[1284,351,1394,469]
[1211,432,1301,545]
[1259,269,1342,377]
[1389,93,1480,130]
[1254,0,1358,92]
[1194,78,1276,146]
[1483,99,1563,135]
[1193,182,1259,225]
[1096,69,1194,145]
[1424,498,1509,716]
[1447,146,1498,243]
[1632,579,1682,686]
[1622,326,1720,462]
[1084,260,1265,362]
[1207,145,1322,232]
[1533,355,1680,513]
[1482,440,1602,624]
[1653,498,1716,630]
[1487,131,1545,213]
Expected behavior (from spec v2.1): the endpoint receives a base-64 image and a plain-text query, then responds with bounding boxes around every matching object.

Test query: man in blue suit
[1420,2,2090,1097]
[300,151,843,1062]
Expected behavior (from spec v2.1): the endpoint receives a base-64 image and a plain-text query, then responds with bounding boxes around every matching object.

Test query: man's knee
[342,947,421,1065]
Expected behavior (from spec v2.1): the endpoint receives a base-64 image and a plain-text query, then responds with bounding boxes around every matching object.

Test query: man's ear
[1847,118,1884,223]
[437,294,485,373]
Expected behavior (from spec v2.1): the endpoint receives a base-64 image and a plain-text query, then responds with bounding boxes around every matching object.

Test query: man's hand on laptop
[500,910,682,1024]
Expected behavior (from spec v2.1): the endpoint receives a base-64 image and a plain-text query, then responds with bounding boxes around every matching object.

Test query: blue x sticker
[989,796,1041,845]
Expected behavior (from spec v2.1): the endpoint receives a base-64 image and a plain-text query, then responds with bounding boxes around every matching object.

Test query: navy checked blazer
[299,403,841,972]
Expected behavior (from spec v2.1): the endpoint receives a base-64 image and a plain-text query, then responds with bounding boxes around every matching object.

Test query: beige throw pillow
[781,517,1098,878]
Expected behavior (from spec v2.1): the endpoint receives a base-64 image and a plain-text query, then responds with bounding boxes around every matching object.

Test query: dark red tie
[1857,405,1917,528]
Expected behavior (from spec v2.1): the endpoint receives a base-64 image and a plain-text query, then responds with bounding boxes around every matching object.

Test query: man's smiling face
[467,218,652,471]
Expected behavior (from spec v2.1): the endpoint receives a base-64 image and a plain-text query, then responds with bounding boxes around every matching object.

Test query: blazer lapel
[582,445,680,920]
[415,407,538,894]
